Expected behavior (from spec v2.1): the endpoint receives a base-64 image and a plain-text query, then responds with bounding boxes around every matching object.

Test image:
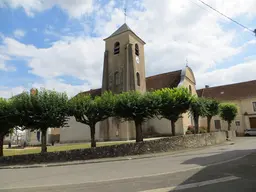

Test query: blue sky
[0,0,255,98]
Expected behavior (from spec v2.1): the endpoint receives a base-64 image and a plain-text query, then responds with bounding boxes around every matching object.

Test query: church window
[189,85,192,94]
[114,71,120,85]
[114,42,120,55]
[136,72,140,86]
[135,43,139,56]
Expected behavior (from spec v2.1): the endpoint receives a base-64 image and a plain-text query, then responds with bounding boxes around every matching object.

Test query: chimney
[205,85,210,88]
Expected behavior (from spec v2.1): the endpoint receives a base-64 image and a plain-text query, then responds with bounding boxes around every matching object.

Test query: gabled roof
[104,23,145,44]
[146,70,182,91]
[197,80,256,101]
[77,70,182,97]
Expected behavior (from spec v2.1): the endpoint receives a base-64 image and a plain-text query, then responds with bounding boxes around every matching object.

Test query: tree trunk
[90,124,96,148]
[207,116,212,133]
[0,134,4,157]
[41,129,47,153]
[228,121,231,131]
[171,120,176,136]
[135,120,143,142]
[194,116,199,134]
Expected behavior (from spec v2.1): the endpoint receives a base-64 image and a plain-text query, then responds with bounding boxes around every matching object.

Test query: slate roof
[197,80,256,101]
[77,70,182,97]
[104,23,145,44]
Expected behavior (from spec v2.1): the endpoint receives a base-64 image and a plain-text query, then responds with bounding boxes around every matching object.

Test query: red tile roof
[146,70,181,91]
[197,80,256,101]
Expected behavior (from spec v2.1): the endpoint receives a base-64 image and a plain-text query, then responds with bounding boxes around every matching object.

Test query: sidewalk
[0,140,235,169]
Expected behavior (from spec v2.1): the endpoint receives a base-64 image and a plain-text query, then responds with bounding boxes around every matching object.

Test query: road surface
[0,137,256,192]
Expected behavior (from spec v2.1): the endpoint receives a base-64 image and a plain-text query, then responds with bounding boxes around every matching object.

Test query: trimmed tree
[189,97,207,134]
[69,92,115,147]
[205,99,219,133]
[0,98,18,156]
[113,91,157,142]
[219,103,238,131]
[13,89,69,153]
[154,87,191,136]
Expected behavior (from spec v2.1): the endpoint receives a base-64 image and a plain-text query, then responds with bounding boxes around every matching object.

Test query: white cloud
[196,58,256,89]
[1,0,256,98]
[32,78,91,98]
[0,86,26,98]
[13,29,26,39]
[1,0,93,18]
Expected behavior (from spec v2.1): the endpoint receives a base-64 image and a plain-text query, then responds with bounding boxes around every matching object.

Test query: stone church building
[60,24,197,142]
[9,23,254,145]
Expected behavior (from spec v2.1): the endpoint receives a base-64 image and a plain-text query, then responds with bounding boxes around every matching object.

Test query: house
[198,80,256,135]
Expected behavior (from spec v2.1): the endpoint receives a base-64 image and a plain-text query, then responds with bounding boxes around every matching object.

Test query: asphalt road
[1,137,256,192]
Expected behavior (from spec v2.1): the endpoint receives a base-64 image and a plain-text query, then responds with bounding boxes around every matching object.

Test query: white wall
[60,117,100,143]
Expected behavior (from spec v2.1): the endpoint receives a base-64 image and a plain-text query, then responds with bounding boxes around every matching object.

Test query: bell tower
[100,23,146,140]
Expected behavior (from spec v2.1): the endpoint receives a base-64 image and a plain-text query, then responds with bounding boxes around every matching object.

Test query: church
[59,23,197,143]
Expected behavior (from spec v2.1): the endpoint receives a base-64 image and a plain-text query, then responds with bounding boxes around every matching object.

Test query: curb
[0,141,236,169]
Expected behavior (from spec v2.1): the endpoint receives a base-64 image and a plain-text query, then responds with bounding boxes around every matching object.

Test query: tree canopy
[204,99,219,132]
[154,87,191,136]
[13,89,69,153]
[219,103,238,131]
[0,98,18,156]
[69,91,115,147]
[189,97,207,133]
[113,91,158,142]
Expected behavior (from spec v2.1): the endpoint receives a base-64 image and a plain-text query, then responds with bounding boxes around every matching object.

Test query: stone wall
[0,131,234,166]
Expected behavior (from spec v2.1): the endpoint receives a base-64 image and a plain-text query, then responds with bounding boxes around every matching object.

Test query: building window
[252,102,256,112]
[114,42,120,55]
[189,85,192,94]
[114,71,119,85]
[135,43,139,56]
[136,72,140,86]
[214,120,221,130]
[235,121,240,126]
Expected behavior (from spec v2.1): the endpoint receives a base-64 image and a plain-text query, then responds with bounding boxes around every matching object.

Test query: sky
[0,0,255,98]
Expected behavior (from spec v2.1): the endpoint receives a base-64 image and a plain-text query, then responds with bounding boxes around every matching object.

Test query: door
[249,117,256,128]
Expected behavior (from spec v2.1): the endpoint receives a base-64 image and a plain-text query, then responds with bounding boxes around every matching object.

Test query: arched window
[189,85,192,94]
[114,71,119,85]
[114,42,120,55]
[136,72,140,86]
[135,43,139,56]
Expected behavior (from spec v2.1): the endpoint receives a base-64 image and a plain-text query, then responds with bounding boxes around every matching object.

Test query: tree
[154,87,191,136]
[113,91,157,142]
[219,103,238,131]
[69,92,115,147]
[189,97,207,134]
[204,99,219,133]
[14,89,69,153]
[0,98,18,156]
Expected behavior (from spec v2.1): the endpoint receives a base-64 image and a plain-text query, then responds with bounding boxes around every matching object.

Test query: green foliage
[13,89,69,153]
[69,91,115,126]
[154,87,191,122]
[0,98,17,136]
[14,89,69,130]
[114,91,157,142]
[0,98,19,156]
[205,99,219,117]
[204,99,219,132]
[69,91,115,147]
[219,103,238,130]
[153,87,191,136]
[113,91,157,123]
[189,97,207,118]
[189,97,208,133]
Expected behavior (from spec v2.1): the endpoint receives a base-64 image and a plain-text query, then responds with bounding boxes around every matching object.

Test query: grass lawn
[3,141,132,156]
